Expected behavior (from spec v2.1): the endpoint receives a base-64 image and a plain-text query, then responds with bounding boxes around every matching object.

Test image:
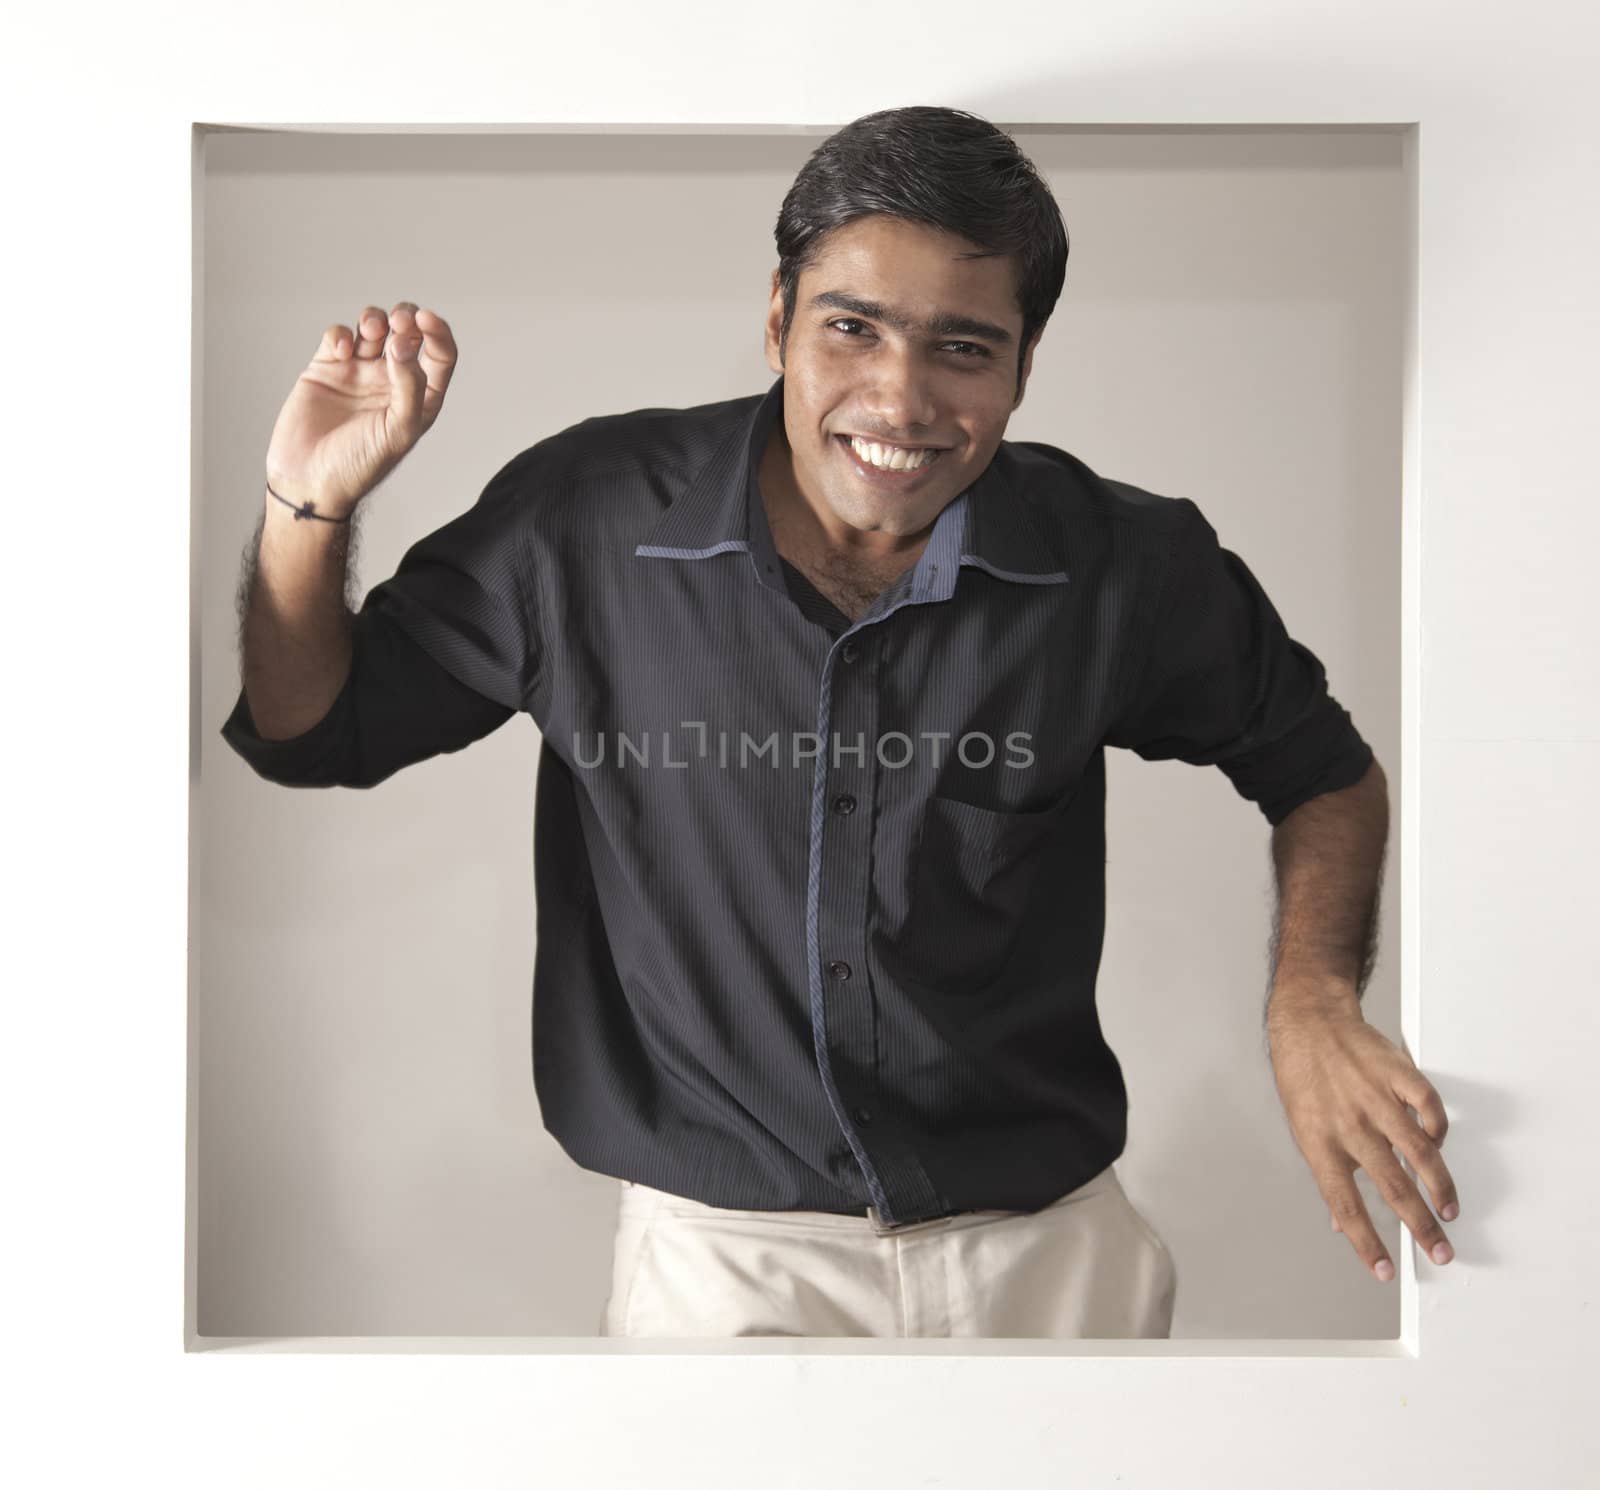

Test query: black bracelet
[266,480,352,523]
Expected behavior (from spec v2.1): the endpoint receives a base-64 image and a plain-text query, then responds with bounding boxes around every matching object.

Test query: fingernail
[1431,1241,1454,1264]
[1375,1258,1394,1281]
[1441,1202,1458,1221]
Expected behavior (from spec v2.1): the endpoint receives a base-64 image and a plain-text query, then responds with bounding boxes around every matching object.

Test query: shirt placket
[803,563,957,1228]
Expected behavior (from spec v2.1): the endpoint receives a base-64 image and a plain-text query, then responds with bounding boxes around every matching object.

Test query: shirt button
[852,1107,873,1125]
[827,959,852,981]
[841,640,860,663]
[831,793,856,815]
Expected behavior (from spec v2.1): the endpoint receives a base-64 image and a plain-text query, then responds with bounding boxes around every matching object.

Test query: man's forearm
[238,491,360,740]
[1265,758,1389,1025]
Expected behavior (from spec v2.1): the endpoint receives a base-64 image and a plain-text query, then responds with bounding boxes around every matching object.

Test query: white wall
[12,0,1595,1485]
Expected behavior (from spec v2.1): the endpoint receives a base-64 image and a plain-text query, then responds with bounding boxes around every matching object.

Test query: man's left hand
[1266,995,1457,1281]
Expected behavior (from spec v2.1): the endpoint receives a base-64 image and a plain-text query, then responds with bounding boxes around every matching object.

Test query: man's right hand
[263,301,459,521]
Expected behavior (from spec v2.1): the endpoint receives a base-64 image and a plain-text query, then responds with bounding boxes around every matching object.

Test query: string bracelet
[266,480,352,524]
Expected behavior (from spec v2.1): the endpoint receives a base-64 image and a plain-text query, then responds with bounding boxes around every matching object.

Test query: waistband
[617,1164,1120,1236]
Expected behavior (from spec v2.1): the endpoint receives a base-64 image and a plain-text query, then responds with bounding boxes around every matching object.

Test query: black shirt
[221,374,1373,1226]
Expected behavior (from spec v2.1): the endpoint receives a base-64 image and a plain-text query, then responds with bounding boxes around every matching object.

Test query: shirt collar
[634,374,1070,591]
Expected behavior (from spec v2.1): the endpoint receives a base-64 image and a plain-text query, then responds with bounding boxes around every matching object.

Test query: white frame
[22,2,1592,1481]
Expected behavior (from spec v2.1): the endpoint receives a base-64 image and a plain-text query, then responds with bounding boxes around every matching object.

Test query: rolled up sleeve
[358,447,543,712]
[1105,496,1374,826]
[220,660,364,787]
[219,604,517,788]
[218,448,541,788]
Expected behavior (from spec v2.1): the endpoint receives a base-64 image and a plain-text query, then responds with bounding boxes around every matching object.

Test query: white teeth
[849,435,941,471]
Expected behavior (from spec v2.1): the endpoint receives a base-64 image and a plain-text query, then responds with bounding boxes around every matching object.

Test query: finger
[384,309,425,433]
[353,306,389,359]
[1387,1106,1460,1223]
[385,302,430,382]
[388,300,422,351]
[412,307,456,358]
[1364,1143,1454,1267]
[1322,1166,1394,1281]
[1392,1067,1449,1150]
[412,307,459,403]
[318,322,354,361]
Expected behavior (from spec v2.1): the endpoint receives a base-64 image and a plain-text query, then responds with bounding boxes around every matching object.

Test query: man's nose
[863,356,938,439]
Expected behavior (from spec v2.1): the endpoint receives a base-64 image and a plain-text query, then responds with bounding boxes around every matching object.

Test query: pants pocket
[598,1190,660,1336]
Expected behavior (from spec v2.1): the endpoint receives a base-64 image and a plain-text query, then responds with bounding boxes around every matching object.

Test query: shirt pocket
[898,790,1068,994]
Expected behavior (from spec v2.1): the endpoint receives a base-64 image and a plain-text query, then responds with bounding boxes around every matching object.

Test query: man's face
[763,214,1038,553]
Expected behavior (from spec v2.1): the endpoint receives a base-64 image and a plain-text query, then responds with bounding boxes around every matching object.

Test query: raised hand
[263,302,459,521]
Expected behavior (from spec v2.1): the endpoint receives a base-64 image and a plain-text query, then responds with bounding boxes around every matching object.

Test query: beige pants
[598,1162,1176,1339]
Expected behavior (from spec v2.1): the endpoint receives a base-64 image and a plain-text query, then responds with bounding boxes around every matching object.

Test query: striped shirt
[221,373,1373,1227]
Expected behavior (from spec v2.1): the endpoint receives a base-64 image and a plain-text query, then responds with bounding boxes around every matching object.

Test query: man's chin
[825,494,945,539]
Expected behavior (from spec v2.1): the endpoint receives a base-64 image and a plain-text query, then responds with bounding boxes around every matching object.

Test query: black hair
[773,106,1069,401]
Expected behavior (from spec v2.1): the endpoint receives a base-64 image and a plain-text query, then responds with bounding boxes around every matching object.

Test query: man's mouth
[835,433,947,485]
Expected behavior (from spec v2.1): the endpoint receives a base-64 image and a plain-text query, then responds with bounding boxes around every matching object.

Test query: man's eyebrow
[807,290,1015,346]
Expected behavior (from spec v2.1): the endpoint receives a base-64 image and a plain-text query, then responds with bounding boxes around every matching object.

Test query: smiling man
[221,105,1455,1340]
[758,215,1034,624]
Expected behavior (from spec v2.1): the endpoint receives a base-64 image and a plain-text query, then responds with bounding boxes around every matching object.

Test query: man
[222,105,1457,1339]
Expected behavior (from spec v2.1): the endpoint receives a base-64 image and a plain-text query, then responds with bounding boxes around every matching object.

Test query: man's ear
[1013,330,1041,409]
[765,268,785,373]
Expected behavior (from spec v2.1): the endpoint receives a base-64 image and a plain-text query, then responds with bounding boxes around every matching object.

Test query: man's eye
[826,319,991,358]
